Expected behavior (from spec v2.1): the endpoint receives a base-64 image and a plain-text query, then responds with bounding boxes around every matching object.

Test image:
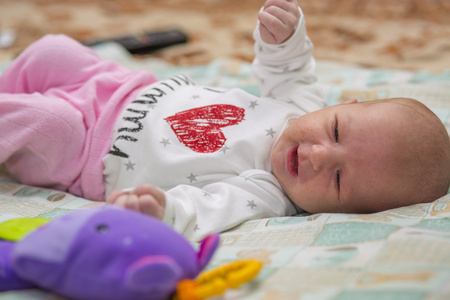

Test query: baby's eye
[336,171,340,191]
[334,124,339,142]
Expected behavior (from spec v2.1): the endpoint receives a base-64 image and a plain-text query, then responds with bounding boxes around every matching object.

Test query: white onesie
[103,10,325,241]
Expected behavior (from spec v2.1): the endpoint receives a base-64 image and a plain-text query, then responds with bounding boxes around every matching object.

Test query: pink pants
[0,35,158,201]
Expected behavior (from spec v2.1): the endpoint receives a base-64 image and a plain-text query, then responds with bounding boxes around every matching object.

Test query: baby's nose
[309,144,336,171]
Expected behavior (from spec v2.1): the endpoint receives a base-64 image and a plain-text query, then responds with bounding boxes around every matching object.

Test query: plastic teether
[0,218,51,241]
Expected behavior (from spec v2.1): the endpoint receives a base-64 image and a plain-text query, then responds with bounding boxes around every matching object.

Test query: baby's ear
[343,98,358,104]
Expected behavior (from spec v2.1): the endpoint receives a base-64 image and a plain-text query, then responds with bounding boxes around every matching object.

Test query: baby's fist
[106,184,166,220]
[258,0,300,44]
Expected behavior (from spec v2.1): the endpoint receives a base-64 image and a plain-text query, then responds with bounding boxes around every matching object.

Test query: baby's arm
[106,184,166,220]
[253,0,325,113]
[108,178,294,242]
[258,0,300,44]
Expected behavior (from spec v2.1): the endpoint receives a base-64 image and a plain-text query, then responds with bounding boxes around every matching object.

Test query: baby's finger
[132,184,154,195]
[106,190,125,204]
[138,194,165,219]
[264,0,298,14]
[134,184,166,205]
[265,5,298,30]
[114,194,140,212]
[258,19,277,44]
[258,11,290,44]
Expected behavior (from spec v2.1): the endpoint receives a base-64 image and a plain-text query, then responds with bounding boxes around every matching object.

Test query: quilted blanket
[0,43,449,299]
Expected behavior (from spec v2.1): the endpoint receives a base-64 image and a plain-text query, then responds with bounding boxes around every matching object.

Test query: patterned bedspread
[0,43,449,299]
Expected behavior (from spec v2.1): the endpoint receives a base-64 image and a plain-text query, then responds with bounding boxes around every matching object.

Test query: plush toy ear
[197,233,220,270]
[125,255,182,294]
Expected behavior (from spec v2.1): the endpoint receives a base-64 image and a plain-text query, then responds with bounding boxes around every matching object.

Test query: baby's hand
[106,184,166,220]
[258,0,300,44]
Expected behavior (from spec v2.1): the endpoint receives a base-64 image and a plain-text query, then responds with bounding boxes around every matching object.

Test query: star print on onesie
[104,10,326,241]
[102,73,315,241]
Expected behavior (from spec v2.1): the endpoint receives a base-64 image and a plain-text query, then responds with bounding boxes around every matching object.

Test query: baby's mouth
[287,147,299,177]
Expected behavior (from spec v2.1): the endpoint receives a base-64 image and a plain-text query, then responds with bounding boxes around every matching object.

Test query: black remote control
[85,29,188,54]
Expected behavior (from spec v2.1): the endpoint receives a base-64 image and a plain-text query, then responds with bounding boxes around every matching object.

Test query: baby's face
[271,101,408,214]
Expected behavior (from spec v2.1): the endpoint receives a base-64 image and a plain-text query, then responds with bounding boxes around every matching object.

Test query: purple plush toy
[0,205,219,300]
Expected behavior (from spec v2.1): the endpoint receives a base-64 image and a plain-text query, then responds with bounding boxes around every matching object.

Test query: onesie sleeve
[162,173,297,242]
[252,7,326,114]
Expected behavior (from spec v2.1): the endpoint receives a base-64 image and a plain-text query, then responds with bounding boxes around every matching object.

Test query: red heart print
[165,104,245,153]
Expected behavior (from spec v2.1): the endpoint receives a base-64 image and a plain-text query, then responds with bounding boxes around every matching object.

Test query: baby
[0,0,449,241]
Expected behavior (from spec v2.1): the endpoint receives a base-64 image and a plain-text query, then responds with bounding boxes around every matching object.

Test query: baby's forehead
[353,100,423,125]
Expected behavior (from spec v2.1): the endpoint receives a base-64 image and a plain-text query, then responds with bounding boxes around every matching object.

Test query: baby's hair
[385,98,450,205]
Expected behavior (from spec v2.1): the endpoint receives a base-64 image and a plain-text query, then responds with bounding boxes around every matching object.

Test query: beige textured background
[1,0,449,71]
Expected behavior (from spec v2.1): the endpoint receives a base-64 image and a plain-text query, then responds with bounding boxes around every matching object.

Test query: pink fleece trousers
[0,34,158,201]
